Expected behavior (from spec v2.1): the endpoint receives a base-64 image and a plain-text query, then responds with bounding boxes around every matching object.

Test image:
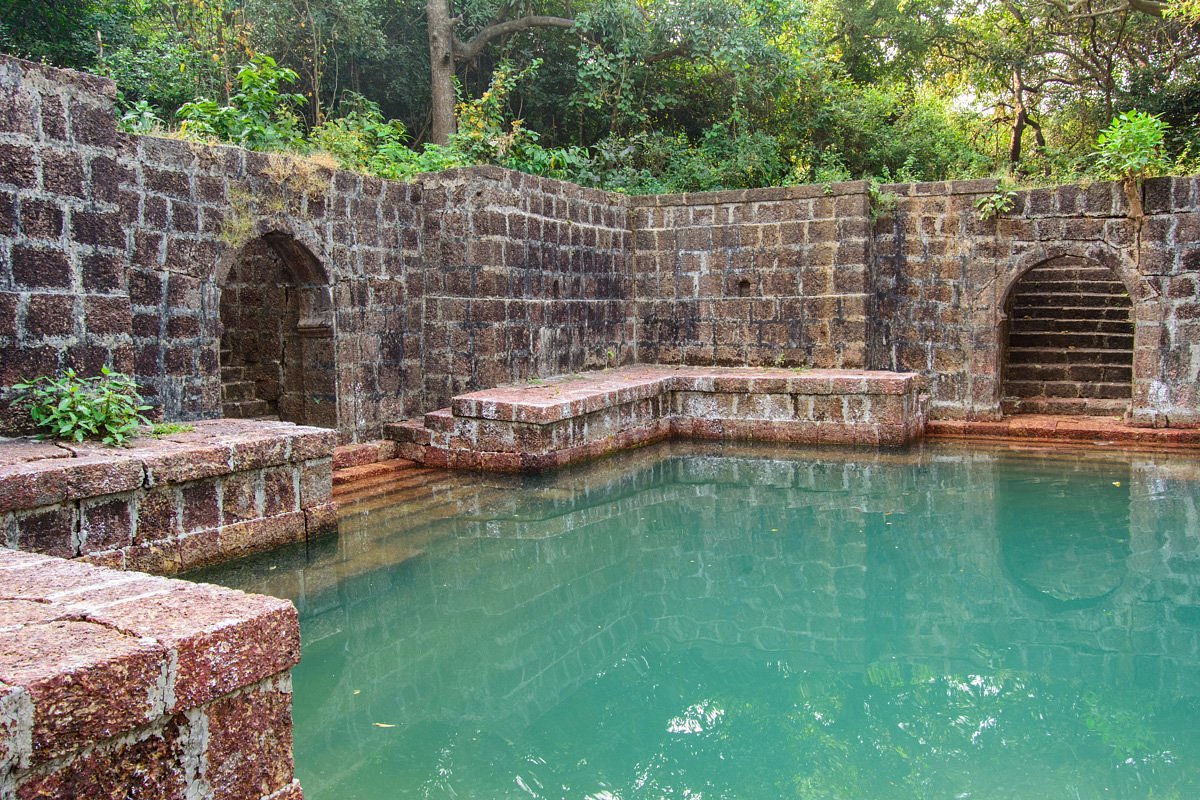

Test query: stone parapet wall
[0,419,336,575]
[0,549,302,799]
[2,53,1200,437]
[629,182,873,368]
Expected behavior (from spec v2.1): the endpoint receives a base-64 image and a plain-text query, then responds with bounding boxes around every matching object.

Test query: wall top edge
[0,51,117,99]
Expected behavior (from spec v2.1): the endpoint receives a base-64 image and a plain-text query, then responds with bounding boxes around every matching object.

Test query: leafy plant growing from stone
[11,367,152,446]
[1093,110,1170,221]
[868,180,897,222]
[177,55,306,151]
[974,179,1018,221]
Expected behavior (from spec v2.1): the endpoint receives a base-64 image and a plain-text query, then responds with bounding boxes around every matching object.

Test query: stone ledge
[0,549,301,798]
[927,415,1200,450]
[388,365,927,473]
[0,419,337,573]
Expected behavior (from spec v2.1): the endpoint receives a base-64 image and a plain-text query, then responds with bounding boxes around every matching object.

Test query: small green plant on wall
[974,178,1018,221]
[11,367,152,446]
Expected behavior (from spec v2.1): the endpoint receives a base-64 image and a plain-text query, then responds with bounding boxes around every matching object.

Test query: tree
[425,0,574,143]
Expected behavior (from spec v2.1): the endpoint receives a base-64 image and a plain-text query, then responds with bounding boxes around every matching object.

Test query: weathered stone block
[0,620,165,763]
[79,496,133,554]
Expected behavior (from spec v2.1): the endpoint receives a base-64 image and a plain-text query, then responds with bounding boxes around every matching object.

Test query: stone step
[1015,278,1127,292]
[423,408,455,432]
[221,380,257,403]
[1004,379,1132,400]
[384,419,432,446]
[1008,331,1133,350]
[1013,293,1131,309]
[1006,363,1132,383]
[223,399,273,418]
[1020,266,1126,281]
[1011,305,1131,321]
[1006,347,1132,366]
[1008,318,1133,335]
[1000,397,1131,416]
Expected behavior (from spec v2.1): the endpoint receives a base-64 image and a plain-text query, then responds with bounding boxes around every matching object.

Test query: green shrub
[1094,110,1170,183]
[177,55,306,151]
[11,367,152,446]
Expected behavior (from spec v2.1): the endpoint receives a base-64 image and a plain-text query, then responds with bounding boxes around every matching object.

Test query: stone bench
[0,419,337,575]
[0,549,302,798]
[387,365,927,472]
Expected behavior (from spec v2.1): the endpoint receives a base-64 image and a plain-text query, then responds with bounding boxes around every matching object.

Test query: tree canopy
[2,0,1197,191]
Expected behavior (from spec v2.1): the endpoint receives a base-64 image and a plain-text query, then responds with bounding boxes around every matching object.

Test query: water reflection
[192,441,1200,799]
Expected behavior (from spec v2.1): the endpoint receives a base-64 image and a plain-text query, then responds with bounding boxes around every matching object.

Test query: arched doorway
[1002,255,1133,416]
[218,232,336,428]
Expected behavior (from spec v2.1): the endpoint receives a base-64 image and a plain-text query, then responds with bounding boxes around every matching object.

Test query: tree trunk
[427,0,457,144]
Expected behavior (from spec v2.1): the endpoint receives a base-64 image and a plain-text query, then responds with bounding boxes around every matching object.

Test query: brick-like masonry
[0,548,302,799]
[387,365,926,471]
[3,54,1200,441]
[0,419,336,575]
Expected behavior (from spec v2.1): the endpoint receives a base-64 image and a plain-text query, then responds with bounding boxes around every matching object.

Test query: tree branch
[454,15,575,61]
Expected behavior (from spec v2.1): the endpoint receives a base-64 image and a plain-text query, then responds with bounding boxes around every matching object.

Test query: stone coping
[0,419,336,515]
[928,415,1200,450]
[0,548,300,792]
[450,365,921,425]
[389,365,927,472]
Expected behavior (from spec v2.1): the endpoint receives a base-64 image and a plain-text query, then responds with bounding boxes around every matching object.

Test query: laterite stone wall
[3,53,1200,438]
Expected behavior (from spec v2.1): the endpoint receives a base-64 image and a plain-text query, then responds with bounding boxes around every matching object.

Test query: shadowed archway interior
[218,233,337,428]
[1002,255,1134,416]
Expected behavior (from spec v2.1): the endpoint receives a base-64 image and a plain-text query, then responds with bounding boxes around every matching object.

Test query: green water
[193,441,1200,799]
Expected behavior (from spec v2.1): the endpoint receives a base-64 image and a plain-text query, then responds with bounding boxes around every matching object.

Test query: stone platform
[0,419,337,575]
[0,549,302,798]
[387,365,927,472]
[927,414,1200,450]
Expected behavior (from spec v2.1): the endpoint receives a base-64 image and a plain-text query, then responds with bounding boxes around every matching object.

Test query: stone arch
[1001,254,1134,414]
[217,219,337,429]
[967,243,1162,419]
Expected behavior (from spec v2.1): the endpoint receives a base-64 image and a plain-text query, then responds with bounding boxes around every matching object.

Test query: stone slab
[0,548,301,796]
[392,365,927,472]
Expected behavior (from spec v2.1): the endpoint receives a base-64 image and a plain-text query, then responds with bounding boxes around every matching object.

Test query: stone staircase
[1002,259,1133,416]
[220,358,275,419]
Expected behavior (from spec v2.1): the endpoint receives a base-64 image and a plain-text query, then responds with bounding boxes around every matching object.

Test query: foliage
[13,0,1200,193]
[974,179,1018,221]
[1093,110,1171,183]
[867,180,897,221]
[1167,0,1200,23]
[178,55,307,150]
[11,367,152,446]
[309,93,412,172]
[150,421,195,437]
[118,99,164,134]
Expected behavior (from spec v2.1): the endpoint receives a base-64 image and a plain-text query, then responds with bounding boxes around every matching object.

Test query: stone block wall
[0,548,302,799]
[872,177,1200,423]
[0,58,135,433]
[418,167,633,404]
[629,183,872,368]
[0,420,336,576]
[3,52,1200,439]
